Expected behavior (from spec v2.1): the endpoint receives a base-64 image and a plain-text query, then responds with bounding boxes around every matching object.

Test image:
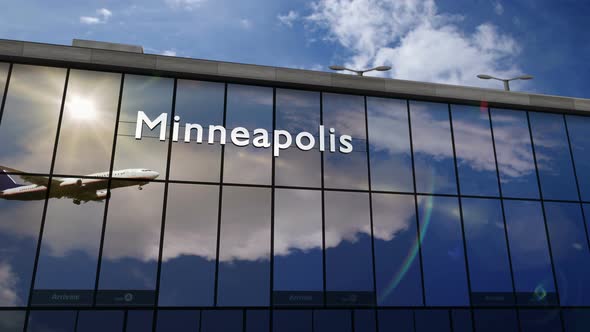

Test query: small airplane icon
[0,166,159,205]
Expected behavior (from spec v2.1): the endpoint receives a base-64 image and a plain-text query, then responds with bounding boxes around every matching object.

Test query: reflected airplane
[0,166,159,205]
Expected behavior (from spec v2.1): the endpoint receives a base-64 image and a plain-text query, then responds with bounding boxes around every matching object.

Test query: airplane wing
[0,165,61,187]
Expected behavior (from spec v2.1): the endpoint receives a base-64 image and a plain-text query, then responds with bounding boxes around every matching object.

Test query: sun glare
[68,96,98,121]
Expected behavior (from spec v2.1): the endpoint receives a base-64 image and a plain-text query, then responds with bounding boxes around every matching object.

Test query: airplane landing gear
[73,199,81,205]
[138,186,143,191]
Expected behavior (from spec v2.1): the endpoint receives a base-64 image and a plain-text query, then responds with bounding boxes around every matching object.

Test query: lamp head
[329,65,346,71]
[477,74,493,80]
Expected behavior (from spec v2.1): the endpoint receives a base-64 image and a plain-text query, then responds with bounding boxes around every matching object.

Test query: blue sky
[1,0,589,98]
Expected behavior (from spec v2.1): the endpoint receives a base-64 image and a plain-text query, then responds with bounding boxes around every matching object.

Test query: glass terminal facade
[0,62,590,331]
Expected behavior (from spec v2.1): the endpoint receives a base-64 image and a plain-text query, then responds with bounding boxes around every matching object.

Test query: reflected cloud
[0,262,18,306]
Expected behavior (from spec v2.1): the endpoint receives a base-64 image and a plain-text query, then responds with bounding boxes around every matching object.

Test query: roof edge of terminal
[72,39,143,54]
[1,38,589,114]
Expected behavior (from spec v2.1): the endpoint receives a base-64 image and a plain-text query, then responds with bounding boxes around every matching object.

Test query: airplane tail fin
[0,170,20,191]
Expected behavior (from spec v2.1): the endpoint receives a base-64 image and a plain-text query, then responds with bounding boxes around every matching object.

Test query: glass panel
[529,112,577,200]
[462,198,514,305]
[246,310,269,332]
[0,311,25,332]
[373,193,422,306]
[275,89,321,187]
[273,189,323,306]
[544,202,590,306]
[0,62,8,94]
[76,311,124,332]
[563,309,590,332]
[217,186,271,306]
[159,183,219,306]
[377,310,414,332]
[565,115,590,201]
[324,191,374,305]
[367,97,413,192]
[473,310,518,332]
[273,310,312,332]
[169,80,224,182]
[452,310,473,332]
[519,310,561,332]
[503,200,557,305]
[156,310,200,332]
[27,311,76,332]
[410,101,457,194]
[418,195,469,306]
[113,74,173,179]
[126,311,153,332]
[33,184,106,305]
[354,310,376,332]
[201,310,242,332]
[0,65,66,174]
[314,310,351,332]
[0,175,47,306]
[53,70,120,176]
[223,84,273,185]
[323,93,368,190]
[451,105,499,196]
[415,310,450,332]
[490,109,539,199]
[97,180,164,306]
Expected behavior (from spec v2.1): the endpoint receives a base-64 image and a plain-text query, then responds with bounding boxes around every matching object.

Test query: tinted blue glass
[451,105,499,196]
[354,310,376,332]
[566,115,590,201]
[418,195,469,306]
[273,310,311,332]
[126,311,153,332]
[246,310,269,332]
[373,194,423,306]
[415,310,450,332]
[28,311,76,332]
[410,101,457,194]
[314,310,351,332]
[563,309,590,332]
[159,184,218,306]
[529,112,578,200]
[452,310,473,332]
[367,97,413,192]
[519,310,562,332]
[156,310,199,332]
[503,200,556,305]
[217,187,271,306]
[584,204,590,248]
[473,310,518,332]
[323,93,369,190]
[0,311,25,332]
[490,109,539,199]
[201,310,242,332]
[76,311,124,332]
[544,202,590,306]
[377,310,414,332]
[462,198,514,305]
[324,191,374,305]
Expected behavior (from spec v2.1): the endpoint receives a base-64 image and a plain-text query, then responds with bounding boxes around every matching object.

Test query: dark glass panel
[0,311,25,332]
[223,84,272,185]
[544,202,590,306]
[462,198,514,305]
[566,115,590,201]
[373,193,422,306]
[0,62,8,93]
[519,309,562,332]
[314,310,351,332]
[246,310,269,332]
[273,189,323,305]
[415,310,450,332]
[452,309,473,332]
[159,183,219,306]
[323,93,368,190]
[0,65,66,174]
[324,191,374,305]
[169,80,224,182]
[377,310,414,332]
[217,186,271,306]
[0,176,47,306]
[53,70,120,176]
[367,97,413,192]
[97,181,164,305]
[76,311,124,332]
[410,101,457,194]
[529,112,577,200]
[490,109,539,199]
[503,200,556,305]
[473,310,518,332]
[27,310,76,332]
[563,309,590,332]
[126,310,153,332]
[273,310,312,332]
[451,105,499,196]
[418,195,469,306]
[354,310,376,332]
[113,74,173,179]
[201,310,242,332]
[156,310,200,332]
[275,89,321,187]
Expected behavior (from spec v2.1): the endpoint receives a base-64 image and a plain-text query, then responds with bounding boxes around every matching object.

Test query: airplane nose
[151,171,160,179]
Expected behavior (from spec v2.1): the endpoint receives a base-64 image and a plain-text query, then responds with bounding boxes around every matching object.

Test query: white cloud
[240,18,252,29]
[307,0,524,88]
[162,49,177,56]
[493,1,504,15]
[166,0,206,10]
[80,8,112,25]
[278,10,299,27]
[0,262,19,306]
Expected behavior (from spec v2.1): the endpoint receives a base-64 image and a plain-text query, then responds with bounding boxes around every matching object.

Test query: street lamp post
[329,65,392,76]
[476,74,534,91]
